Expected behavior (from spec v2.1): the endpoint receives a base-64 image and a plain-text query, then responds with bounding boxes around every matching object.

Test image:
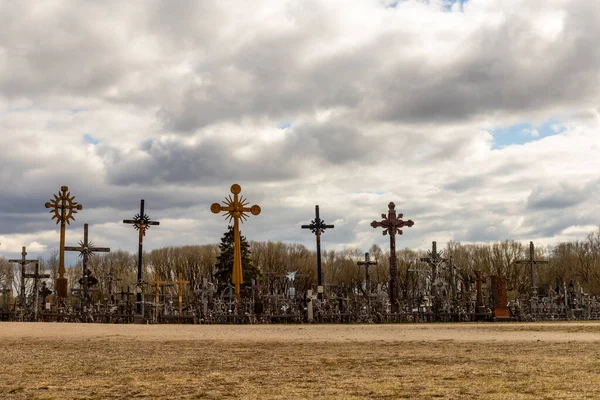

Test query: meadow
[1,322,599,399]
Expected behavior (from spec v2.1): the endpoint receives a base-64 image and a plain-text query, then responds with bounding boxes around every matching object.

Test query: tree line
[2,226,600,304]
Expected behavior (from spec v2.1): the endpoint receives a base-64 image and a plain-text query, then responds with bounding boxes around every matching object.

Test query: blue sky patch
[491,120,566,150]
[83,134,99,145]
[442,0,468,12]
[278,122,292,130]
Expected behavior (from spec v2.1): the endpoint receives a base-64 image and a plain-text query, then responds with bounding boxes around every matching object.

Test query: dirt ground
[1,322,600,399]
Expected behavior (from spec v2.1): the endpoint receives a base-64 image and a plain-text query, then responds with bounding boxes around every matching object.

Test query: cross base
[55,278,68,298]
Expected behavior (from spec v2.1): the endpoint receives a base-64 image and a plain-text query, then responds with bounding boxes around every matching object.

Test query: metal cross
[370,202,414,313]
[123,199,160,314]
[516,241,548,297]
[9,246,38,315]
[23,261,50,321]
[357,252,377,295]
[301,205,334,298]
[419,241,448,297]
[211,184,261,296]
[65,223,110,302]
[45,186,83,298]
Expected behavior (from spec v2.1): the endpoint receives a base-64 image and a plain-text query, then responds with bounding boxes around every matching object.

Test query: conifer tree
[213,225,259,295]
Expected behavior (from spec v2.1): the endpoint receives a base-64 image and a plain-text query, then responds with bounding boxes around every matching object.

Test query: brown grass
[1,322,600,399]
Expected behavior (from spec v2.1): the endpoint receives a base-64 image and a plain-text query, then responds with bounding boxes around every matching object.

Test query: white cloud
[0,0,599,265]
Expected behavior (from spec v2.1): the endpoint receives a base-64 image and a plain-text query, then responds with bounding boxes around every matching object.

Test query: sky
[0,0,599,267]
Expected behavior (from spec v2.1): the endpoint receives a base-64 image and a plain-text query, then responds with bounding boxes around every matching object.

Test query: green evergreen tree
[214,225,259,295]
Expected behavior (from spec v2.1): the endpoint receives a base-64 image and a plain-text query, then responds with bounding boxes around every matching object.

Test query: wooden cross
[9,246,38,312]
[23,261,50,320]
[119,286,133,302]
[420,241,448,297]
[148,272,168,307]
[173,273,190,316]
[123,199,160,314]
[45,186,83,298]
[65,223,110,302]
[301,205,334,297]
[516,241,548,297]
[357,252,377,295]
[211,184,261,296]
[474,270,486,315]
[370,202,414,313]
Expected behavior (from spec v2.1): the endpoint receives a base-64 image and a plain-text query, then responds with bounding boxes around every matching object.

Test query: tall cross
[23,261,50,321]
[45,186,83,298]
[419,241,448,297]
[211,184,261,296]
[65,223,110,302]
[123,199,160,314]
[9,246,38,313]
[173,273,190,316]
[301,205,334,298]
[371,202,414,313]
[516,241,548,297]
[357,252,377,295]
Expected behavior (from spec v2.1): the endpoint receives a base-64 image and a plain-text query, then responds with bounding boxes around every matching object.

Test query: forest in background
[2,226,600,303]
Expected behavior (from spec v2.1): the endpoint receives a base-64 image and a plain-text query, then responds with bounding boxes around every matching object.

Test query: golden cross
[45,186,83,298]
[211,184,261,295]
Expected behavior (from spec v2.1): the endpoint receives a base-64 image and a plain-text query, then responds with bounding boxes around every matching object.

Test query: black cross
[123,199,160,314]
[370,202,414,313]
[516,241,548,297]
[301,205,334,298]
[65,223,110,302]
[9,246,38,313]
[419,241,448,297]
[357,252,377,295]
[23,261,50,320]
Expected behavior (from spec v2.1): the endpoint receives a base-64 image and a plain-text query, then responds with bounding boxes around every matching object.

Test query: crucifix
[357,252,377,295]
[211,184,261,296]
[173,273,190,317]
[123,199,160,314]
[23,261,50,321]
[419,241,448,298]
[516,241,548,298]
[301,205,334,299]
[371,202,414,313]
[65,223,110,303]
[9,246,38,316]
[45,186,83,298]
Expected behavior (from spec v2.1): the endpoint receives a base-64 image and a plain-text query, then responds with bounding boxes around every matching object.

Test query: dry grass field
[1,322,600,399]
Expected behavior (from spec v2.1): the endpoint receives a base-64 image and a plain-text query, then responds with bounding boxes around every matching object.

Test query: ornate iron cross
[65,223,110,302]
[45,186,83,298]
[123,199,160,314]
[301,205,334,297]
[420,241,448,296]
[357,252,377,295]
[370,202,414,313]
[9,246,38,316]
[211,184,261,296]
[516,241,548,297]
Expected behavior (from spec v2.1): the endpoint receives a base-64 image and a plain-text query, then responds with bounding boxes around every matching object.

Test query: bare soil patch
[1,322,599,399]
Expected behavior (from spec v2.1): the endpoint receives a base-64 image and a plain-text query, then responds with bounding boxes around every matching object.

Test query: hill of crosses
[1,183,600,324]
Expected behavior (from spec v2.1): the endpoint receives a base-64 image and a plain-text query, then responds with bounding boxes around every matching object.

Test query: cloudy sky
[0,0,599,266]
